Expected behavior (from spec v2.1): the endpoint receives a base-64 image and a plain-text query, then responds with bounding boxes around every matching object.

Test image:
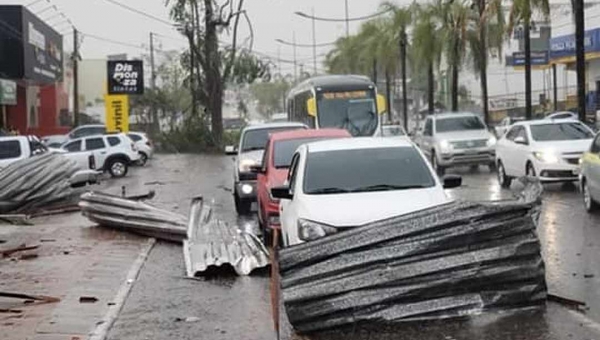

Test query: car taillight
[88,154,96,170]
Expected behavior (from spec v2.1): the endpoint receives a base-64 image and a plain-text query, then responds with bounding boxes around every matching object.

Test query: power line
[101,0,175,27]
[275,39,336,48]
[294,8,392,23]
[81,31,146,50]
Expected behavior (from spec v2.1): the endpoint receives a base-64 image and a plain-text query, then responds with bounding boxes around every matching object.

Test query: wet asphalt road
[105,154,600,340]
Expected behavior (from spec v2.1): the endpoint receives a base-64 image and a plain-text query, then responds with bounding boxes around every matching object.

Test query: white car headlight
[238,158,257,173]
[241,183,253,194]
[487,136,497,147]
[533,151,559,163]
[439,140,452,152]
[297,219,338,241]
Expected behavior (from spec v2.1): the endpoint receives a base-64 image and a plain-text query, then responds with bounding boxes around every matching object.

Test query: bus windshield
[317,90,378,137]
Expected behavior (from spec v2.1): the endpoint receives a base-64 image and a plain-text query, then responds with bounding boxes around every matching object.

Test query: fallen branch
[548,294,586,308]
[0,214,31,225]
[0,291,60,304]
[1,244,40,258]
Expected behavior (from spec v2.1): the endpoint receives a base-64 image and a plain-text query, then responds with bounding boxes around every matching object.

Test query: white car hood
[532,139,593,154]
[435,130,492,142]
[299,187,451,227]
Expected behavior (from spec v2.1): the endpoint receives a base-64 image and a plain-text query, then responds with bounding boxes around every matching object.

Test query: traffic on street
[2,1,600,340]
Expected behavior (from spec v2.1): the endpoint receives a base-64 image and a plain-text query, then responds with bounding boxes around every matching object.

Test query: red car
[253,128,351,244]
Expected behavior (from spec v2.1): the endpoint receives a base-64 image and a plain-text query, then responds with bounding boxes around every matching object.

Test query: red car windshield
[273,137,330,168]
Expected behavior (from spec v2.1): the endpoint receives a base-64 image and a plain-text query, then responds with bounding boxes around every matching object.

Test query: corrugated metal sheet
[0,153,78,214]
[279,179,546,333]
[79,191,187,242]
[183,197,269,276]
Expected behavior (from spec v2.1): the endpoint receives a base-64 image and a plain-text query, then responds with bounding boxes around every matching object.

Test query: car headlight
[439,140,452,152]
[533,151,559,163]
[297,219,338,241]
[241,183,253,194]
[487,136,497,147]
[238,158,257,173]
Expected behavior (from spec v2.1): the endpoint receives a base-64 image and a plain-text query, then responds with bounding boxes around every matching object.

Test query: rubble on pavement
[0,153,79,214]
[279,178,547,333]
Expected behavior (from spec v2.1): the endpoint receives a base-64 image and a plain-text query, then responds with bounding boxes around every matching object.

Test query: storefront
[0,5,69,136]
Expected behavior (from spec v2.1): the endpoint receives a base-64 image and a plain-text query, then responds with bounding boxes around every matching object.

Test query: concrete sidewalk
[0,213,148,340]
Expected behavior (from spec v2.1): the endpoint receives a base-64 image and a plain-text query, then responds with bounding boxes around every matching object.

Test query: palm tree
[507,0,550,119]
[469,0,504,125]
[380,2,412,128]
[412,3,443,116]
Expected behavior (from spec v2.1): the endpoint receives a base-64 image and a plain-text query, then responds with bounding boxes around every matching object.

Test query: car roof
[72,124,105,129]
[430,112,480,119]
[243,122,306,131]
[514,119,582,127]
[305,137,414,153]
[269,128,350,142]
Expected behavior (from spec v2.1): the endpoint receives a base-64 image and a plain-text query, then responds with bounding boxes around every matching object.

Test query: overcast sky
[0,0,417,74]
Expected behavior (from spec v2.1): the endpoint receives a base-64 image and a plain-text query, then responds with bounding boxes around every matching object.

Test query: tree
[469,0,504,125]
[249,79,291,117]
[168,0,269,145]
[412,3,443,116]
[507,0,550,119]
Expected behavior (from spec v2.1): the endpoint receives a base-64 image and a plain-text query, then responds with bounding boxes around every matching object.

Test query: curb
[88,237,156,340]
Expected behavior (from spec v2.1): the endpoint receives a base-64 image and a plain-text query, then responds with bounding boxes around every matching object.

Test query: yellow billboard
[105,94,129,133]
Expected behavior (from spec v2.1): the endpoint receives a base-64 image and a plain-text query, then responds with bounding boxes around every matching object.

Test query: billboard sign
[0,6,63,83]
[105,94,130,133]
[511,51,549,66]
[550,28,600,61]
[0,79,17,105]
[107,60,144,95]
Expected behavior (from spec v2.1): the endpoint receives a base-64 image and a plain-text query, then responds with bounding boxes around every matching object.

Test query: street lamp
[294,10,317,75]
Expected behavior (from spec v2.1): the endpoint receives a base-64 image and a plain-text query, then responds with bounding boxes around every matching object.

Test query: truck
[0,135,100,187]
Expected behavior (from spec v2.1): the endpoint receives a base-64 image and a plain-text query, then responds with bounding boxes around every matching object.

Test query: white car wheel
[583,180,599,212]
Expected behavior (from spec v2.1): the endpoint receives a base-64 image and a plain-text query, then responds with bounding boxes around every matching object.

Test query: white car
[416,112,497,174]
[545,111,578,120]
[271,138,461,246]
[62,133,140,178]
[496,120,595,187]
[127,132,154,165]
[381,125,409,140]
[494,117,525,138]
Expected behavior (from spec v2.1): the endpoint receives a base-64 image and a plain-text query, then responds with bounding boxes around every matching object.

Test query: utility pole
[400,31,408,132]
[344,0,349,37]
[72,28,79,127]
[575,0,586,122]
[149,32,158,132]
[553,63,558,111]
[293,32,298,82]
[311,8,317,75]
[478,0,489,125]
[524,16,533,120]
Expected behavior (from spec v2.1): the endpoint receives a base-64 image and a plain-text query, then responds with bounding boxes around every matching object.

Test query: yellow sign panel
[322,91,368,99]
[105,95,129,133]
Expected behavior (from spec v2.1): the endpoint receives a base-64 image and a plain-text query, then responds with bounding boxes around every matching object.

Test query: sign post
[105,94,130,133]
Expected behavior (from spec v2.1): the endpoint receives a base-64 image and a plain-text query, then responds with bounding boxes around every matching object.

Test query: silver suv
[416,113,496,175]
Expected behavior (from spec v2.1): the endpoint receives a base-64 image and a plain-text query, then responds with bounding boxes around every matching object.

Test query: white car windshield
[530,123,593,142]
[303,147,435,194]
[436,116,485,133]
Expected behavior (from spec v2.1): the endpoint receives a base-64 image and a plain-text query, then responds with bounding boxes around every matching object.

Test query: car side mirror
[249,164,265,174]
[271,185,293,200]
[225,145,237,155]
[443,174,462,189]
[514,136,527,145]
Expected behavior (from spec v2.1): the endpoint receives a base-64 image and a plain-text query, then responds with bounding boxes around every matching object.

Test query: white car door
[84,137,109,168]
[508,126,531,176]
[498,126,521,176]
[279,152,302,247]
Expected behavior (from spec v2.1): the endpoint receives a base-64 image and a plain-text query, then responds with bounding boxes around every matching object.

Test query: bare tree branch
[223,0,244,81]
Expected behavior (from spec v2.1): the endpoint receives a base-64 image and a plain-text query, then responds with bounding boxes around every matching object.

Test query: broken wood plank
[1,244,40,258]
[0,292,60,303]
[0,214,32,225]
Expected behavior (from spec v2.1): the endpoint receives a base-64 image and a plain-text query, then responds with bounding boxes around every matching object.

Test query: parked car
[495,116,525,138]
[579,132,600,212]
[381,124,408,139]
[62,133,140,178]
[496,120,595,187]
[0,135,99,186]
[226,122,307,214]
[40,124,107,147]
[415,112,497,175]
[252,128,351,244]
[544,111,578,120]
[271,138,461,247]
[41,134,68,148]
[127,132,154,165]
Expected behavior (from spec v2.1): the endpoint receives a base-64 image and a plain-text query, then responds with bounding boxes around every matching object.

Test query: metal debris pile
[0,153,78,214]
[79,192,269,276]
[79,191,188,242]
[183,197,269,276]
[279,180,546,333]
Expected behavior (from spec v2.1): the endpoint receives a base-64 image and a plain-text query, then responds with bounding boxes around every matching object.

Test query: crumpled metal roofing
[279,178,546,333]
[183,197,269,276]
[0,153,78,214]
[79,191,187,242]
